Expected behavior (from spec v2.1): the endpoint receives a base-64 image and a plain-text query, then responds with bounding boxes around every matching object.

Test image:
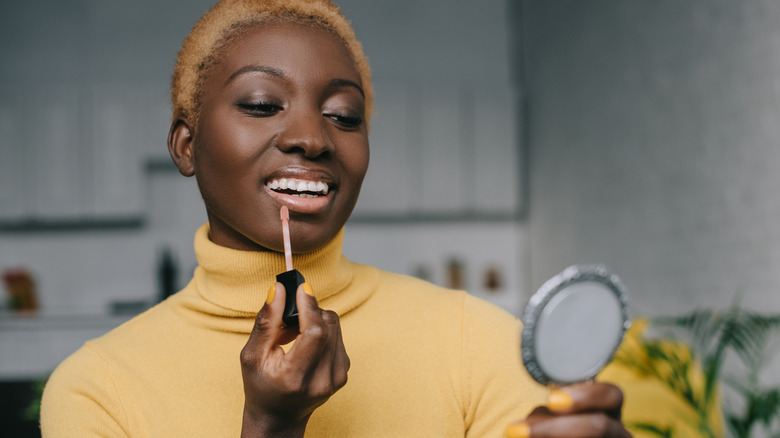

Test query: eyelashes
[325,113,363,129]
[237,101,282,116]
[237,101,363,129]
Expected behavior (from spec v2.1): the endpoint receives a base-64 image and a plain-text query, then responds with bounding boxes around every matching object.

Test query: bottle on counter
[2,269,39,315]
[157,247,178,302]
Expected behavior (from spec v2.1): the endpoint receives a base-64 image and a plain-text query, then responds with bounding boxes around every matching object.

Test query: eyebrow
[224,65,285,86]
[225,65,365,98]
[329,78,365,98]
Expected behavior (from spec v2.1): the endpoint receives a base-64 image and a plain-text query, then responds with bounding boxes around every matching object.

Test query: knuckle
[239,346,258,368]
[334,370,348,389]
[309,380,336,399]
[588,413,611,435]
[252,311,274,334]
[322,310,340,325]
[344,356,351,372]
[305,324,328,342]
[605,383,624,406]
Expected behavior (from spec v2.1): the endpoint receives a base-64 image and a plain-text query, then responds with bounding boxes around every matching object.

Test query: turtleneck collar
[190,223,360,318]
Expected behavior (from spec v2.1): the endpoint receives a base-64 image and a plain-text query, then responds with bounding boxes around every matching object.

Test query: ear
[168,118,196,177]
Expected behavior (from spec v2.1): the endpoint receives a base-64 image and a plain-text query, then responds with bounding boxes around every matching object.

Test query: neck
[191,223,353,314]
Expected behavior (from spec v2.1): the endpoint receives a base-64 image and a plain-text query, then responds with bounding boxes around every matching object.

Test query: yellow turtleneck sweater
[40,224,548,437]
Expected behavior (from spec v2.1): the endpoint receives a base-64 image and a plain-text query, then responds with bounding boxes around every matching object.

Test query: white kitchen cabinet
[85,84,145,218]
[417,83,465,214]
[473,86,522,213]
[138,84,176,163]
[0,99,27,221]
[353,81,413,215]
[0,83,147,225]
[352,80,522,220]
[28,86,86,220]
[0,1,148,226]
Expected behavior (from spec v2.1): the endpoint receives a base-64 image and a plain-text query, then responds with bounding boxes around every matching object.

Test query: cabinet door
[416,84,464,214]
[86,84,144,218]
[139,84,174,163]
[473,86,521,213]
[0,98,28,221]
[352,81,522,220]
[29,86,85,220]
[353,80,413,216]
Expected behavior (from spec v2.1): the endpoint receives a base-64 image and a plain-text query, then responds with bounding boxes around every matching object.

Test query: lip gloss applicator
[277,205,305,327]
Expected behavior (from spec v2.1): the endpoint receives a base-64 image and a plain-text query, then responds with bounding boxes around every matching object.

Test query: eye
[237,101,283,117]
[325,112,364,129]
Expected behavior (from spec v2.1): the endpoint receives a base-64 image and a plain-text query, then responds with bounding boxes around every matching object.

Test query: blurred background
[2,0,780,436]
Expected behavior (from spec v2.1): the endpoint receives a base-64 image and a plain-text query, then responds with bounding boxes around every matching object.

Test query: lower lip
[265,187,334,214]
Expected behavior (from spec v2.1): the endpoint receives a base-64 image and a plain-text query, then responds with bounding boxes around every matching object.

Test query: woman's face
[175,23,369,253]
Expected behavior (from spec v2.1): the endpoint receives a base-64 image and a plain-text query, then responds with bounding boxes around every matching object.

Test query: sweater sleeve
[460,294,549,438]
[40,343,130,437]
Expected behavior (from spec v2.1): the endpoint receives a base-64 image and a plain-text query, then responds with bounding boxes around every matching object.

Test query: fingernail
[266,284,276,304]
[504,422,530,438]
[547,389,573,411]
[302,282,314,296]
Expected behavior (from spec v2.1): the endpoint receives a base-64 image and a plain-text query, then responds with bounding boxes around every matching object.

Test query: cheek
[347,141,370,185]
[193,119,262,184]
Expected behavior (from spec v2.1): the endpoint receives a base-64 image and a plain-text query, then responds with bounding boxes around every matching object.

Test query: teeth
[267,178,329,195]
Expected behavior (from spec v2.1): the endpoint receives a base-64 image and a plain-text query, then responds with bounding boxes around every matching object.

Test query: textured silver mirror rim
[520,264,630,386]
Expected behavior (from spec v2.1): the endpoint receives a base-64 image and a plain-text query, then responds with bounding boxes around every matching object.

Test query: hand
[505,382,631,437]
[240,282,350,438]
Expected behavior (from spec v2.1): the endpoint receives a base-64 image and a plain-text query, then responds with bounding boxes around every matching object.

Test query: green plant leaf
[629,422,674,438]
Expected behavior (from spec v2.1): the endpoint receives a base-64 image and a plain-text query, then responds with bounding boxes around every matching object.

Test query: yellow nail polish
[504,422,530,438]
[266,284,276,304]
[302,282,314,296]
[547,389,573,411]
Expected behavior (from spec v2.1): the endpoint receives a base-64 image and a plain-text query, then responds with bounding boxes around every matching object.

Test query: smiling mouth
[266,178,331,198]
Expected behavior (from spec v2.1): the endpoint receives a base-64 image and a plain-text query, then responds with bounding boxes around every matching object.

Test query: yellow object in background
[600,318,724,438]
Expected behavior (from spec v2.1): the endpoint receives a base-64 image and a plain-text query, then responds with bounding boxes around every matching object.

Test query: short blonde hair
[170,0,373,129]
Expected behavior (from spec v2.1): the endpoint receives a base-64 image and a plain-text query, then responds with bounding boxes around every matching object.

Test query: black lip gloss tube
[277,269,303,327]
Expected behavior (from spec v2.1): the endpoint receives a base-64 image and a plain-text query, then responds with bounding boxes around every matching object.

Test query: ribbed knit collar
[190,223,360,319]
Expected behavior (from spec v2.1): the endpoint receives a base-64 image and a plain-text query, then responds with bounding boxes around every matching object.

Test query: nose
[276,109,334,159]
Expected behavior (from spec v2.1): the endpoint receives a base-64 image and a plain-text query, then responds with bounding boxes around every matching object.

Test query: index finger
[284,283,330,369]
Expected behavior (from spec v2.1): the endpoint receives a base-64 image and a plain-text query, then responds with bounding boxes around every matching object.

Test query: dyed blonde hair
[170,0,373,129]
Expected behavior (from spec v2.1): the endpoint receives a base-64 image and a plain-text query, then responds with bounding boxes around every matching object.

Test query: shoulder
[349,263,526,360]
[42,301,177,404]
[41,342,130,436]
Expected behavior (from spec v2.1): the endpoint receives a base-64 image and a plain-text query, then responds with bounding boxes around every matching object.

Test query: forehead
[210,22,362,86]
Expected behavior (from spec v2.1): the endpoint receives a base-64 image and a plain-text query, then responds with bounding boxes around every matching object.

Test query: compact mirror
[521,264,630,385]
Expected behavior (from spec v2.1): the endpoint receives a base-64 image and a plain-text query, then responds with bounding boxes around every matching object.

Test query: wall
[524,1,780,411]
[525,0,780,318]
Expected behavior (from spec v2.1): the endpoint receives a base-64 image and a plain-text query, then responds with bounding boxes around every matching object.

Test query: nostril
[276,135,333,159]
[276,118,334,158]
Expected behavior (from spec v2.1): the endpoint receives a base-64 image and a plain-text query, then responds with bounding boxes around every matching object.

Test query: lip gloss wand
[276,206,305,327]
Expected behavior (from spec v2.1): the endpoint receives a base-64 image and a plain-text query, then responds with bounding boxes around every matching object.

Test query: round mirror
[521,264,630,385]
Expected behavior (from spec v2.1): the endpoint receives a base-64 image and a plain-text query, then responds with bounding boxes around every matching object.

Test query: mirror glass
[521,265,629,385]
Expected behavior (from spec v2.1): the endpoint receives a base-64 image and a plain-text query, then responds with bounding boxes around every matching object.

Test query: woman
[41,0,629,436]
